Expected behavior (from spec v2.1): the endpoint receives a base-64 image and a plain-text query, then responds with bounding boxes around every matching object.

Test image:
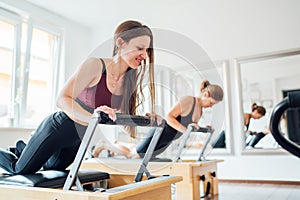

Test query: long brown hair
[113,20,155,137]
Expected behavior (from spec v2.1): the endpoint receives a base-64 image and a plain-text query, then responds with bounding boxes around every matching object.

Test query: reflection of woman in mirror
[244,103,266,147]
[213,103,266,148]
[252,113,288,148]
[244,103,266,131]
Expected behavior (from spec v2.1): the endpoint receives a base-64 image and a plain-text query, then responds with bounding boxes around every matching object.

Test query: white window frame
[0,7,63,128]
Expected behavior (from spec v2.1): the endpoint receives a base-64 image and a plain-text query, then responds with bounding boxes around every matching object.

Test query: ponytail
[252,103,266,116]
[200,80,223,101]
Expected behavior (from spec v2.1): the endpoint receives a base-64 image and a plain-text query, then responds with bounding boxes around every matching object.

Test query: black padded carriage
[0,112,165,191]
[0,169,109,188]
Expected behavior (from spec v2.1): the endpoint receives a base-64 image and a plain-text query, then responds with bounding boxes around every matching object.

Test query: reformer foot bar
[63,111,166,190]
[173,125,213,162]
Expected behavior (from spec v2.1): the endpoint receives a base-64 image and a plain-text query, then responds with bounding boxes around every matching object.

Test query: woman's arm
[166,96,194,133]
[244,113,251,131]
[56,57,103,125]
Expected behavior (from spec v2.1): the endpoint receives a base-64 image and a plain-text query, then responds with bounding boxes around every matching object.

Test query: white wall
[0,128,33,149]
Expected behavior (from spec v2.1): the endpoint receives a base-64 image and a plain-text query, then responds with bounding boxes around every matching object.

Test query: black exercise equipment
[270,91,300,158]
[0,169,109,189]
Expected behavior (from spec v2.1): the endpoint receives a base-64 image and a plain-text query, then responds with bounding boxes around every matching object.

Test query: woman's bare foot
[92,140,106,158]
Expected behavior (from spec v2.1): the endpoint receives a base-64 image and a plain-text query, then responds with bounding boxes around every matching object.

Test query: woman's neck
[107,57,128,80]
[193,97,203,122]
[195,97,203,111]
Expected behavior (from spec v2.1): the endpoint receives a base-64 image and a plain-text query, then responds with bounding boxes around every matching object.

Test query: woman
[0,20,156,174]
[244,103,266,132]
[244,103,266,147]
[213,102,266,148]
[93,80,224,159]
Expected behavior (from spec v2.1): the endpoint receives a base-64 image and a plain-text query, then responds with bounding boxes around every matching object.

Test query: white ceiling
[25,0,176,28]
[23,0,300,63]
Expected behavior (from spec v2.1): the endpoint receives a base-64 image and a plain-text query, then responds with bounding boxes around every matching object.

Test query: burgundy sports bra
[76,58,123,113]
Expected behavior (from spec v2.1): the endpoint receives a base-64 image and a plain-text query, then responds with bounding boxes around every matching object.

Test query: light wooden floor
[201,182,300,200]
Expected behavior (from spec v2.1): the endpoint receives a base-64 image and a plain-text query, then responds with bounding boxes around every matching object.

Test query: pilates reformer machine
[171,125,220,199]
[134,124,214,183]
[0,111,182,200]
[81,121,222,200]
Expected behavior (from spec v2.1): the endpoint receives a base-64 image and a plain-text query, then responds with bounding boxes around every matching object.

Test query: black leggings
[212,130,226,148]
[136,124,182,158]
[0,111,86,174]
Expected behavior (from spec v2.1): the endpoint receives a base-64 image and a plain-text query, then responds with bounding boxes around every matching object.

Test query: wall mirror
[167,60,232,158]
[235,49,300,154]
[113,61,232,160]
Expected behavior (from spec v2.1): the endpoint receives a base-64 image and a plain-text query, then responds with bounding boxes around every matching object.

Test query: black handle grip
[192,127,212,133]
[288,91,300,108]
[97,111,163,127]
[98,112,115,124]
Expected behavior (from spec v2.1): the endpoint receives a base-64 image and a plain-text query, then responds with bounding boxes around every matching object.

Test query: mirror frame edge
[209,60,235,156]
[234,48,300,155]
[233,59,246,154]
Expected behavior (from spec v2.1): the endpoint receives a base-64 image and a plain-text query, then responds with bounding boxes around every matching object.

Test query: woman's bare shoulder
[79,57,112,77]
[179,96,195,104]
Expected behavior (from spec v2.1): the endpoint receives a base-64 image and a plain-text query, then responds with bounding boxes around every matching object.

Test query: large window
[0,8,62,128]
[0,19,15,126]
